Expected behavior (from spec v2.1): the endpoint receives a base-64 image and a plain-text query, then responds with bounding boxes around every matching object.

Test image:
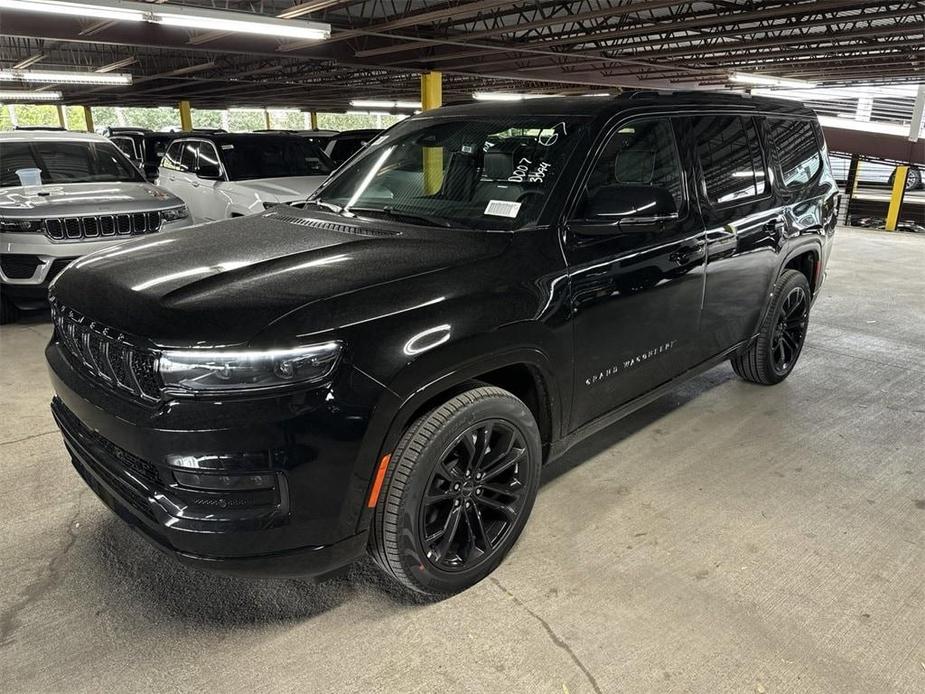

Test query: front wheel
[369,386,542,596]
[731,269,811,385]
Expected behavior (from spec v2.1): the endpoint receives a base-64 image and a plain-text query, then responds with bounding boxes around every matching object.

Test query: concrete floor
[1,227,923,693]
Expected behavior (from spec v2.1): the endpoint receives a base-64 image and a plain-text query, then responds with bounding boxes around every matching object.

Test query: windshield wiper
[345,206,454,228]
[303,199,344,214]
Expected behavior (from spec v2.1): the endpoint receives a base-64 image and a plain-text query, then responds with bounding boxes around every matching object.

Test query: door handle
[765,218,786,235]
[191,180,200,188]
[669,240,705,265]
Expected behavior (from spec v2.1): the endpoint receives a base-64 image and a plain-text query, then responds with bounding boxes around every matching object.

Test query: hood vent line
[266,212,399,237]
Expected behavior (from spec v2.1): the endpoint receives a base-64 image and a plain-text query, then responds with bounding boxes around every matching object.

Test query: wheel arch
[354,347,563,534]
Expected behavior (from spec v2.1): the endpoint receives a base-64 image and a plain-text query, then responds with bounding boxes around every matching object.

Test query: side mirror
[196,163,223,180]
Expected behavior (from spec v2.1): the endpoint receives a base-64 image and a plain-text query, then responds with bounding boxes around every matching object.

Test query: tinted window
[162,141,184,170]
[180,142,198,171]
[220,138,334,180]
[693,115,767,204]
[579,118,685,215]
[0,140,143,186]
[766,118,821,188]
[110,136,137,159]
[197,141,221,170]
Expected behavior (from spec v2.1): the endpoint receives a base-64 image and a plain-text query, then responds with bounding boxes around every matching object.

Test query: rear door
[682,113,783,360]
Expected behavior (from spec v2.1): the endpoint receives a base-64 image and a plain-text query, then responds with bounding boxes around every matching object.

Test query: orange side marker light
[367,454,392,508]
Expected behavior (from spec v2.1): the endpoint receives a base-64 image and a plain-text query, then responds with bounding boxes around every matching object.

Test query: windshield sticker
[485,200,522,218]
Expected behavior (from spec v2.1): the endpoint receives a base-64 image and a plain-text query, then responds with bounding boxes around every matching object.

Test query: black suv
[47,92,836,595]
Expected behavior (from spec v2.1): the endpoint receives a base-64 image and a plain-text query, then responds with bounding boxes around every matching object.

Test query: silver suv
[0,130,190,323]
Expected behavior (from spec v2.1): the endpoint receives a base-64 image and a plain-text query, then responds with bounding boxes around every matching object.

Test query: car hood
[236,176,329,202]
[0,181,182,216]
[51,210,510,347]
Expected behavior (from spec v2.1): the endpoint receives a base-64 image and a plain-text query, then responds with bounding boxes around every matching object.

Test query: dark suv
[46,92,836,596]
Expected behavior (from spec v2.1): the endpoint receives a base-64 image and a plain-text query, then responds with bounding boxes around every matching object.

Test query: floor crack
[490,577,603,694]
[0,490,85,648]
[0,430,58,447]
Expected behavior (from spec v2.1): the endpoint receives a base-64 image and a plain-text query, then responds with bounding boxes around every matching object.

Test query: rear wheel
[731,269,810,385]
[369,386,541,596]
[0,294,19,325]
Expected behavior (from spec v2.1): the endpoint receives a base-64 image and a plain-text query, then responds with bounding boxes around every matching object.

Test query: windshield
[0,140,144,187]
[220,137,334,180]
[312,115,588,230]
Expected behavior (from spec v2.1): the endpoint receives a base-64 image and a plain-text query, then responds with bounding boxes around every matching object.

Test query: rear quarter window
[766,118,822,188]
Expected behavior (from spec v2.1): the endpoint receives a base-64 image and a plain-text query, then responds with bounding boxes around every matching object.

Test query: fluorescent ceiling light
[0,0,330,41]
[729,72,816,89]
[346,110,393,117]
[350,99,421,109]
[472,92,552,101]
[0,69,132,85]
[0,0,144,21]
[0,90,62,100]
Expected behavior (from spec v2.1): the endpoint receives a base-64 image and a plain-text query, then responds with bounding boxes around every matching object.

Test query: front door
[564,117,707,431]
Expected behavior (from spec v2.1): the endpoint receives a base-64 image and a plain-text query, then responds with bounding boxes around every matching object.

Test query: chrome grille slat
[51,302,161,403]
[42,212,163,242]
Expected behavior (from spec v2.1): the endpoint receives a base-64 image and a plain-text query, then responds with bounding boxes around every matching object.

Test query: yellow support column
[56,104,66,129]
[884,165,908,231]
[82,106,94,132]
[310,111,318,130]
[421,71,443,195]
[178,99,193,131]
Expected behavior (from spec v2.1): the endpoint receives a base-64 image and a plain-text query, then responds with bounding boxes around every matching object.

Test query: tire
[888,167,922,191]
[369,386,542,596]
[0,294,19,325]
[731,269,811,385]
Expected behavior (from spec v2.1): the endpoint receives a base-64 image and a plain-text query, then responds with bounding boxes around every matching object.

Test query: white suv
[0,130,190,323]
[155,133,334,223]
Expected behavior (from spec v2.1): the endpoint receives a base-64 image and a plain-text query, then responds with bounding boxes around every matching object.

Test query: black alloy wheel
[770,285,809,376]
[731,269,812,385]
[369,386,541,596]
[420,419,530,571]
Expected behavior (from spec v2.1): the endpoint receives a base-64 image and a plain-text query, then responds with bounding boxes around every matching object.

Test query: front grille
[52,302,162,403]
[44,211,162,241]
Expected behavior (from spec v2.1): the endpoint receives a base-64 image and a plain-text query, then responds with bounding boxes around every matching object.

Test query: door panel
[684,115,782,361]
[564,118,706,431]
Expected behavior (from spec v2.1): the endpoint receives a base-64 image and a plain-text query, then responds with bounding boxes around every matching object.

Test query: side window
[162,141,183,170]
[180,142,199,172]
[766,118,821,188]
[578,118,685,217]
[111,137,137,159]
[693,115,767,205]
[197,141,221,171]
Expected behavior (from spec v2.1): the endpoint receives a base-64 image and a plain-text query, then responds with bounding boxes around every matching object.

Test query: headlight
[161,205,189,222]
[159,341,342,393]
[0,217,44,233]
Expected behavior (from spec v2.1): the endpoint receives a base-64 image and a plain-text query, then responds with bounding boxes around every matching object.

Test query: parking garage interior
[1,2,923,693]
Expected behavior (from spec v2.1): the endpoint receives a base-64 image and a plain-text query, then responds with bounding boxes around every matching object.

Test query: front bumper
[47,337,394,578]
